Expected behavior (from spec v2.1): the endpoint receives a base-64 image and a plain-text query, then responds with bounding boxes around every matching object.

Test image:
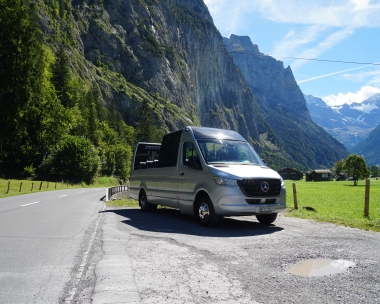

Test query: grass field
[0,176,121,198]
[285,178,380,232]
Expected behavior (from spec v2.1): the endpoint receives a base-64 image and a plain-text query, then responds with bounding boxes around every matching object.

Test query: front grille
[246,199,277,204]
[238,178,281,197]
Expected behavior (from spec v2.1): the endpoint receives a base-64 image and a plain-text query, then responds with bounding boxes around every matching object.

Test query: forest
[0,0,162,183]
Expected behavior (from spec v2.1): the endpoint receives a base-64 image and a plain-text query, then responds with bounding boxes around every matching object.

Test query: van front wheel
[197,197,219,227]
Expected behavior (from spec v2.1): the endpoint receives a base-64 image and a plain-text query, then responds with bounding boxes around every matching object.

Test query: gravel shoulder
[102,208,380,304]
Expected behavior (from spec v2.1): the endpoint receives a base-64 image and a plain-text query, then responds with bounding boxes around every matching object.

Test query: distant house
[278,168,303,180]
[306,169,333,181]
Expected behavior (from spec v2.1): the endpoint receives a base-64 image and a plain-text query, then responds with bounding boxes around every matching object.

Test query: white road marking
[59,195,68,198]
[78,191,85,193]
[21,201,40,207]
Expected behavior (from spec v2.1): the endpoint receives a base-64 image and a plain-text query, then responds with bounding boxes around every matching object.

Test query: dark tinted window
[159,130,182,167]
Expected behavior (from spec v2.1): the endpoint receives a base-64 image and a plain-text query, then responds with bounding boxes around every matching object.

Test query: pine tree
[0,0,45,167]
[51,44,72,107]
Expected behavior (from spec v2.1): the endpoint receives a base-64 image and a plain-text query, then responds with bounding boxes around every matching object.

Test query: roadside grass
[285,178,380,232]
[105,197,170,210]
[0,177,120,199]
[106,197,139,208]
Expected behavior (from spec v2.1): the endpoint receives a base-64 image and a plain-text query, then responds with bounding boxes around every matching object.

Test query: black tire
[197,196,220,227]
[256,213,277,225]
[139,191,157,212]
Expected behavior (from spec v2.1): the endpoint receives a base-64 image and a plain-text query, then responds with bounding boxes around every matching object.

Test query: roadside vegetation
[285,178,380,232]
[106,197,139,208]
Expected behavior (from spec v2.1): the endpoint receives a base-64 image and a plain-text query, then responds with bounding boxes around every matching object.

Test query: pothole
[287,259,355,277]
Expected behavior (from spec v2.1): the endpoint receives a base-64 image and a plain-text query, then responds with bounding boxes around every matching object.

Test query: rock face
[305,94,380,150]
[224,35,348,169]
[67,0,271,151]
[37,0,348,169]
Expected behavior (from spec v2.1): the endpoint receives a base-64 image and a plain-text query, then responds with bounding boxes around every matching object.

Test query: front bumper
[215,195,286,216]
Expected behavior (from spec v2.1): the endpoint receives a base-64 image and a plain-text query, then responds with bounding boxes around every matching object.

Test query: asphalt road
[1,191,380,304]
[0,189,105,303]
[106,207,380,304]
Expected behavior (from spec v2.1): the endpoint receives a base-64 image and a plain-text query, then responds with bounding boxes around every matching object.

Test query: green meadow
[285,179,380,232]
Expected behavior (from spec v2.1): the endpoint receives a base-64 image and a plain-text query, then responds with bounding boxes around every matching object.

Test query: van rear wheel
[256,213,277,225]
[197,197,219,227]
[139,191,157,212]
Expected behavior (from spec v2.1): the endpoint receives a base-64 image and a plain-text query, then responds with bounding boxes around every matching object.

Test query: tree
[41,135,101,184]
[370,165,379,177]
[135,100,164,143]
[51,44,72,108]
[0,0,45,166]
[332,159,345,176]
[343,154,370,186]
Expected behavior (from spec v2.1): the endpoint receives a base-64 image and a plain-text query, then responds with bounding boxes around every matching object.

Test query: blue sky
[204,0,380,106]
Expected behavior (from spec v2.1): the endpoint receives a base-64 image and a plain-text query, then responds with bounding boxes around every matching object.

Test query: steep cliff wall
[61,0,275,151]
[224,35,349,169]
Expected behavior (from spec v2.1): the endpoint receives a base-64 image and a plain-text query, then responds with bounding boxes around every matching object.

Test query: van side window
[183,142,202,170]
[159,130,182,167]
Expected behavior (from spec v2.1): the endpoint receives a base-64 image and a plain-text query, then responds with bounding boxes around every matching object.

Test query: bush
[42,136,101,184]
[21,164,35,177]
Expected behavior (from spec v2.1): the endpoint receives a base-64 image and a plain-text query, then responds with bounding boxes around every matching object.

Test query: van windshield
[197,139,264,165]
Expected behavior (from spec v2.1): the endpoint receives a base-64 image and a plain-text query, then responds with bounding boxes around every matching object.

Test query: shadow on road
[101,208,283,238]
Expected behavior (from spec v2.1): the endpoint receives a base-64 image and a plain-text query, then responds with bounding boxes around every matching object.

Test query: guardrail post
[292,183,298,210]
[364,179,370,217]
[31,182,34,191]
[39,182,43,190]
[19,182,22,192]
[6,181,10,194]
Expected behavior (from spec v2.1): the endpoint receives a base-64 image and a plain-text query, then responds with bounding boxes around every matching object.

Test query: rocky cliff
[40,0,274,151]
[36,0,347,169]
[224,35,349,169]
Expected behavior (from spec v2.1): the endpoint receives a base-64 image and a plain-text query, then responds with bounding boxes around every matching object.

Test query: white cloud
[298,64,373,84]
[341,68,380,83]
[281,26,355,70]
[351,103,378,113]
[323,86,380,106]
[246,0,380,27]
[205,0,380,64]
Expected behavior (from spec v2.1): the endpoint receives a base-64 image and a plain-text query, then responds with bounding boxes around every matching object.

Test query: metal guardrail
[105,185,128,201]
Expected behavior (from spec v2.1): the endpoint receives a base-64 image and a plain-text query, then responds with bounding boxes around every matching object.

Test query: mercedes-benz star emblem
[261,182,270,192]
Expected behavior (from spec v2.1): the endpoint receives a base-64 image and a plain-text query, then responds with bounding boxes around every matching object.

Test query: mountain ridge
[305,94,380,150]
[34,0,348,170]
[224,35,348,169]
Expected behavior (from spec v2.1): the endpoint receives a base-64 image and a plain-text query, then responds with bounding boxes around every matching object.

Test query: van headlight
[213,176,238,187]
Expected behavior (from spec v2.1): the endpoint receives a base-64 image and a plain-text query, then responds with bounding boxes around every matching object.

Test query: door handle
[179,172,184,176]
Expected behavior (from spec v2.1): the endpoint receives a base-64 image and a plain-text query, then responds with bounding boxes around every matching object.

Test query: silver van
[129,126,286,226]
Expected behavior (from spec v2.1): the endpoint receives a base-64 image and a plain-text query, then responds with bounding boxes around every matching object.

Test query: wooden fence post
[6,181,10,194]
[364,179,370,217]
[31,182,34,191]
[19,182,22,192]
[47,182,49,189]
[39,181,43,190]
[55,182,57,189]
[292,183,298,210]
